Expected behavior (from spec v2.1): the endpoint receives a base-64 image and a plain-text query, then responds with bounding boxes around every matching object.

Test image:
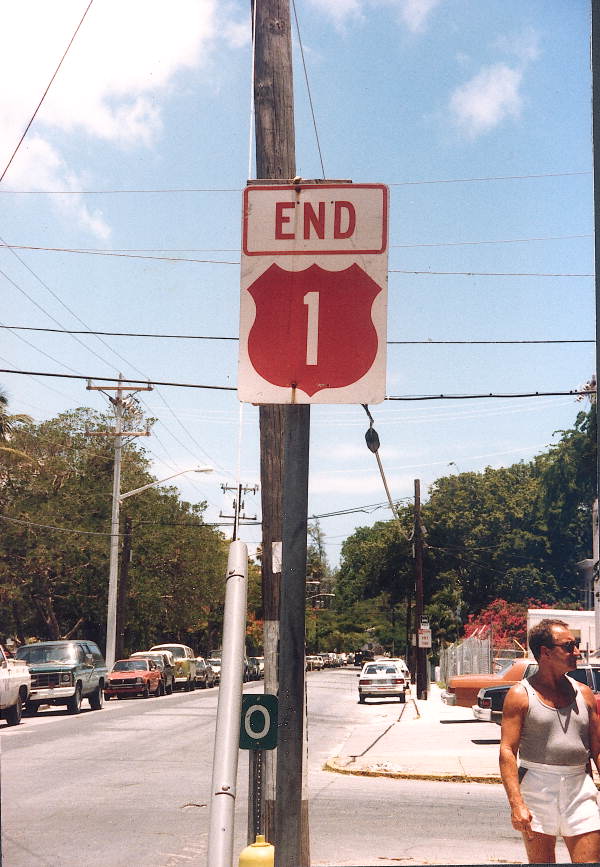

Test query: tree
[463,598,552,649]
[0,407,229,651]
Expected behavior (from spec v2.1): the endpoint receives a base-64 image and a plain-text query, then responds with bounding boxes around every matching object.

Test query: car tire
[89,685,104,710]
[67,684,83,714]
[358,695,365,704]
[6,695,22,726]
[24,702,40,716]
[166,681,173,695]
[159,681,165,696]
[398,693,406,703]
[189,678,196,691]
[142,684,150,698]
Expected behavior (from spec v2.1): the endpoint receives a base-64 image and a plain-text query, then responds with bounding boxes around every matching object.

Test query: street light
[105,466,213,668]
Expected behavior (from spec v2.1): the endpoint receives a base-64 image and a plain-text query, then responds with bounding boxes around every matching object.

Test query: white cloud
[308,0,364,28]
[308,0,443,31]
[0,0,237,237]
[399,0,443,33]
[449,62,523,138]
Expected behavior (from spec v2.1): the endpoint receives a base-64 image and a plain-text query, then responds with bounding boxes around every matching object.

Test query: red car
[104,658,162,699]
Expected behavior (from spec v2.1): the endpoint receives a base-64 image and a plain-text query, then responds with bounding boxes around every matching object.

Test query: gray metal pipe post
[207,540,248,867]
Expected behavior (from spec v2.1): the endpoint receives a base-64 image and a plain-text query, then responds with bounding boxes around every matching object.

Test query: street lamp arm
[119,467,212,502]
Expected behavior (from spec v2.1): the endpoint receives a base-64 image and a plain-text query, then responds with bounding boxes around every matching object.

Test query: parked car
[473,664,600,724]
[207,657,221,684]
[0,644,30,726]
[195,657,216,689]
[358,659,408,704]
[150,643,196,691]
[442,657,536,708]
[306,655,324,671]
[104,658,162,699]
[247,657,262,680]
[16,640,107,715]
[130,651,175,695]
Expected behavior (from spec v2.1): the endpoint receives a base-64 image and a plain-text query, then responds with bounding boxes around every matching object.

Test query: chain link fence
[439,634,493,687]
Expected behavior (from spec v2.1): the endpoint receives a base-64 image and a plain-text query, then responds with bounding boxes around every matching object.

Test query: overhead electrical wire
[0,243,591,276]
[0,0,95,184]
[0,240,233,493]
[0,169,590,194]
[0,368,593,402]
[0,325,593,345]
[291,0,326,178]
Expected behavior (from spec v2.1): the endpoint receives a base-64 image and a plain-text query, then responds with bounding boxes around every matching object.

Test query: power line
[0,169,590,195]
[0,367,594,401]
[291,0,325,178]
[1,243,591,276]
[0,325,593,345]
[390,269,593,277]
[0,513,115,537]
[0,0,95,184]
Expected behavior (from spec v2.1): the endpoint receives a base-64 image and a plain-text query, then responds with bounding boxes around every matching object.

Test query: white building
[527,609,596,656]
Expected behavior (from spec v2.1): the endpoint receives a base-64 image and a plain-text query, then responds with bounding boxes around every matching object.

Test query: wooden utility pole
[413,479,427,699]
[252,2,311,864]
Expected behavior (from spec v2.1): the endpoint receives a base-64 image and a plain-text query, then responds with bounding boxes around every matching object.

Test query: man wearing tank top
[500,618,600,863]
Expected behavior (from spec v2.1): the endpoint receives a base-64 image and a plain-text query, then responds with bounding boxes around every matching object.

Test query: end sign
[238,182,389,405]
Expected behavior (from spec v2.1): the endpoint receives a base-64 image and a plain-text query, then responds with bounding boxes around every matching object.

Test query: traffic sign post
[240,695,278,844]
[239,182,389,404]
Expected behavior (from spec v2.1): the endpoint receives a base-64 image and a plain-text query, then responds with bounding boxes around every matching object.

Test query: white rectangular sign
[238,182,389,405]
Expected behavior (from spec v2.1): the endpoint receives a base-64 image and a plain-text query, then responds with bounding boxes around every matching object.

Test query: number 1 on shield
[303,291,319,366]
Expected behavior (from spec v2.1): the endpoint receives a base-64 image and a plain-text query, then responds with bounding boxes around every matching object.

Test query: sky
[0,0,595,569]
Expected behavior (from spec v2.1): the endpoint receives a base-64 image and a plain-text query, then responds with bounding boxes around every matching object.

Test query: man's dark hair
[528,618,569,661]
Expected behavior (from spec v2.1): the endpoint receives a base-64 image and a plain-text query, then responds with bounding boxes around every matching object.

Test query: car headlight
[135,677,142,684]
[61,673,72,684]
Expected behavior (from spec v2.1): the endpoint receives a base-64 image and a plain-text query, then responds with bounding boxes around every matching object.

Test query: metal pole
[207,540,248,867]
[275,404,310,866]
[105,386,123,670]
[414,479,427,700]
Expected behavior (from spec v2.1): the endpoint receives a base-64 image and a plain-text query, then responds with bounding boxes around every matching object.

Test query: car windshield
[16,644,79,664]
[208,658,221,666]
[113,660,148,671]
[364,663,399,675]
[155,646,185,658]
[493,658,516,675]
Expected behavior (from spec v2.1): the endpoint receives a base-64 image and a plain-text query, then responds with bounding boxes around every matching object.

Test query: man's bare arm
[499,683,533,839]
[578,682,600,774]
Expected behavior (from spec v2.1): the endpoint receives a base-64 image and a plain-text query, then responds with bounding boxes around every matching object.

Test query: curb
[323,758,502,784]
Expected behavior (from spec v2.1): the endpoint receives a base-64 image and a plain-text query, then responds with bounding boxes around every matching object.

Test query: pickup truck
[16,640,107,714]
[0,645,31,726]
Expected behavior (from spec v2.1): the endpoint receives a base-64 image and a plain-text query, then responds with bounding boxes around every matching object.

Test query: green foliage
[0,408,229,654]
[335,408,597,642]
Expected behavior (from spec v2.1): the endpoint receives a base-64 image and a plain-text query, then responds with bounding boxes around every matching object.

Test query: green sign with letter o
[239,694,278,750]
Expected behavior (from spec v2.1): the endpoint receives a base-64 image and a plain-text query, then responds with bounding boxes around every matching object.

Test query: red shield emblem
[247,263,382,397]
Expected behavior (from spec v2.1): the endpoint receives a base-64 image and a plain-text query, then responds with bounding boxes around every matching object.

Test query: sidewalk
[325,683,504,783]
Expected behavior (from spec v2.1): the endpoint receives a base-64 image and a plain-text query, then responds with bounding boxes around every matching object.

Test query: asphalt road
[0,668,567,866]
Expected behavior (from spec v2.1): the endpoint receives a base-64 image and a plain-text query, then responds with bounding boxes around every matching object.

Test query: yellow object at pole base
[238,834,275,866]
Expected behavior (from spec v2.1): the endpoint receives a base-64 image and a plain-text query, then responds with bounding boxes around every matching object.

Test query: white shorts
[519,762,600,838]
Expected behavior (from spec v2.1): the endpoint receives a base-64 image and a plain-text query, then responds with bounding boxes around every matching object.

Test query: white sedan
[357,660,408,704]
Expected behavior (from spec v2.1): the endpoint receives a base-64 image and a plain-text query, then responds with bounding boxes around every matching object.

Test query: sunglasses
[548,640,579,653]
